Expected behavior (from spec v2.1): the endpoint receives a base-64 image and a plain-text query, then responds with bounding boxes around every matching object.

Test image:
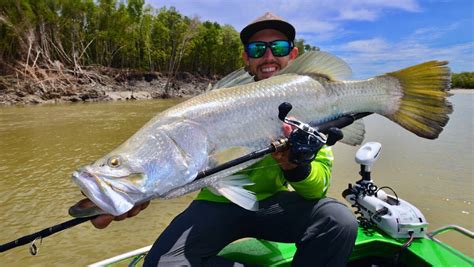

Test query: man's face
[243,29,299,81]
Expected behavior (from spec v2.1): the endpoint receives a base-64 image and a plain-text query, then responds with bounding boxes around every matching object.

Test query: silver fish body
[71,52,452,217]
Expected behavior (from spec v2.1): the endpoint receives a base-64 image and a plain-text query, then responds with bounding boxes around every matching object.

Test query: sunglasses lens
[246,40,292,58]
[247,42,267,58]
[271,40,291,57]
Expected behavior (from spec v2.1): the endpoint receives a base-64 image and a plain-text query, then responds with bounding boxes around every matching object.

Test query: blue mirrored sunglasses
[245,40,293,58]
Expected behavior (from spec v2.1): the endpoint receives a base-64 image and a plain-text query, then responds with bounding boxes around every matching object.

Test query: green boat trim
[89,225,473,266]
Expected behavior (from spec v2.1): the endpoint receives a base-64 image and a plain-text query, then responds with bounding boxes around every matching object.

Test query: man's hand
[74,198,150,229]
[272,122,343,171]
[326,127,343,146]
[272,123,298,170]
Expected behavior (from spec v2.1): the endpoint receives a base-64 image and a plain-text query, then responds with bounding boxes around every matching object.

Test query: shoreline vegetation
[0,1,472,106]
[0,1,241,105]
[0,0,317,106]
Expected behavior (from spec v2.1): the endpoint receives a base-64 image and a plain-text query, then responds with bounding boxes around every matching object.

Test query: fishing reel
[277,102,327,165]
[343,142,429,239]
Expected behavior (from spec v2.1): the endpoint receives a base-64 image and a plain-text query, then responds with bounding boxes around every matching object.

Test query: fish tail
[385,60,453,139]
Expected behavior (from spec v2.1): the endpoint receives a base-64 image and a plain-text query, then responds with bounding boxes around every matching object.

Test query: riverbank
[0,68,217,105]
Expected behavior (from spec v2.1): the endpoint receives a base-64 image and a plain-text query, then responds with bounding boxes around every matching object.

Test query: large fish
[70,51,452,217]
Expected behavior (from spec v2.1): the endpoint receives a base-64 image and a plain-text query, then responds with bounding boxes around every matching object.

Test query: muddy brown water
[0,92,472,266]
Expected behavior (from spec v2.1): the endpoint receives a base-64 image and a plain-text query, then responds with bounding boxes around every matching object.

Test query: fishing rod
[0,216,96,254]
[196,103,372,180]
[0,102,372,255]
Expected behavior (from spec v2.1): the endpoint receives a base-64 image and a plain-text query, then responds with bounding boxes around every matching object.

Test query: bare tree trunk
[163,18,199,97]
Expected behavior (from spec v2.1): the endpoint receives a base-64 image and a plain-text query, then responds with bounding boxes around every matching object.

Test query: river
[0,91,472,266]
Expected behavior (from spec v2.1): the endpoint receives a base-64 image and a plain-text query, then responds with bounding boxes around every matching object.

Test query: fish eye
[107,156,122,168]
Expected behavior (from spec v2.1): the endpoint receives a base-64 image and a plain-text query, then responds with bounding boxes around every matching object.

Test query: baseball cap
[240,12,296,44]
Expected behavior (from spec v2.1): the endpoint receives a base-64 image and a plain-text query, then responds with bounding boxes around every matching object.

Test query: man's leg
[291,197,358,266]
[143,200,254,267]
[254,191,358,267]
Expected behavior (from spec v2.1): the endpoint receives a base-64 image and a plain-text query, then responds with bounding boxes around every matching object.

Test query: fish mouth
[70,168,141,217]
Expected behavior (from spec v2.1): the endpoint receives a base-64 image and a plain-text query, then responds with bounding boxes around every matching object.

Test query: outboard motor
[343,142,428,239]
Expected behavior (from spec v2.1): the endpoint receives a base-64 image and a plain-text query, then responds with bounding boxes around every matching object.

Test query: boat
[90,142,473,267]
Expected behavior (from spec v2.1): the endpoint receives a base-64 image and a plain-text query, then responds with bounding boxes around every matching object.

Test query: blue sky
[146,0,473,79]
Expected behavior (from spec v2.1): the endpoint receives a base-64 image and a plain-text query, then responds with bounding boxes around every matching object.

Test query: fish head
[71,152,147,217]
[70,120,210,217]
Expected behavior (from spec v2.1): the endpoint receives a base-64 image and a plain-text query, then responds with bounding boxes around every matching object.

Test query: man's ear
[289,46,299,60]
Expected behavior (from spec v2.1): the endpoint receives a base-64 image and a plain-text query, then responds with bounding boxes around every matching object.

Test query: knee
[329,206,357,239]
[309,200,358,240]
[336,210,358,239]
[333,203,357,230]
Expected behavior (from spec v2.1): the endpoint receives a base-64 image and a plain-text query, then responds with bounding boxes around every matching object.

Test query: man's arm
[285,146,333,199]
[272,123,340,199]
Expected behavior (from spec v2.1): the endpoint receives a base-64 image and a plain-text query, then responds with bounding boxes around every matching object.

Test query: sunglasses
[245,40,293,59]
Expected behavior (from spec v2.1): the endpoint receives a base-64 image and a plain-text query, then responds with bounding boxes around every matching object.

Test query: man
[89,12,358,266]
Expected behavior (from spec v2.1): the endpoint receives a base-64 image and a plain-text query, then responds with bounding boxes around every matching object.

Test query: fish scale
[70,51,452,216]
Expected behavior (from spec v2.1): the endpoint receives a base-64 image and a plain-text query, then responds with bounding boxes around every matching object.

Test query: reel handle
[278,102,292,122]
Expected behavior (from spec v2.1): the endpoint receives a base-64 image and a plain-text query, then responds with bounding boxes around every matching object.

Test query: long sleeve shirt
[195,146,334,203]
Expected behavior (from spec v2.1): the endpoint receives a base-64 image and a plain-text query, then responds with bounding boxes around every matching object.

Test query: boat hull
[89,227,473,266]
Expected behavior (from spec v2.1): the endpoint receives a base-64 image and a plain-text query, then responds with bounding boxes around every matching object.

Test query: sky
[145,0,473,79]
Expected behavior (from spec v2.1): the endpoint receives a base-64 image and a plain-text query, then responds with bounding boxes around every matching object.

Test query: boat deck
[91,227,473,266]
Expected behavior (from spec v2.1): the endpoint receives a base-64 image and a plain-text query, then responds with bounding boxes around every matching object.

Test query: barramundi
[70,51,452,217]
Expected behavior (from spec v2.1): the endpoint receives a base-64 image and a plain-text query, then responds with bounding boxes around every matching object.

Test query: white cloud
[329,39,473,79]
[343,38,390,53]
[144,1,472,76]
[358,0,421,12]
[409,21,463,43]
[145,0,421,32]
[336,8,379,21]
[322,18,474,78]
[333,0,420,21]
[291,19,338,34]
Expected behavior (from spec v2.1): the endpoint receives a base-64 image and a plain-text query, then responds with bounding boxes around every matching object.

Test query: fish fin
[206,82,212,92]
[209,146,253,166]
[384,61,453,139]
[340,119,366,146]
[210,174,258,211]
[278,51,352,81]
[211,67,254,90]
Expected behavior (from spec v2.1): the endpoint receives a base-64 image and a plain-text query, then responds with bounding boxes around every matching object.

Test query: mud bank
[0,68,217,105]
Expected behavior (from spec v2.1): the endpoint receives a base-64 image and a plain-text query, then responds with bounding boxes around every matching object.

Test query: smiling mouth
[261,66,277,73]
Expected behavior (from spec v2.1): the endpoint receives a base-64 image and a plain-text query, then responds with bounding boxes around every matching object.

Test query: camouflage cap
[240,12,296,44]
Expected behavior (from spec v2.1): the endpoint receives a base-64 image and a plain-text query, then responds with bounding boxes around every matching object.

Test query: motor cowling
[344,142,428,239]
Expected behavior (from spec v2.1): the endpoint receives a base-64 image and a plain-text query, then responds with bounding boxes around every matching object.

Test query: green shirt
[196,146,334,203]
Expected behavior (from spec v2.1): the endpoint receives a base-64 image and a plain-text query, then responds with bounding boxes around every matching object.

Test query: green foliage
[294,38,319,56]
[451,72,474,89]
[0,0,315,77]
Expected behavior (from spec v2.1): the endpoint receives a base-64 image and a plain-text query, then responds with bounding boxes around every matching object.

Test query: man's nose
[262,47,275,60]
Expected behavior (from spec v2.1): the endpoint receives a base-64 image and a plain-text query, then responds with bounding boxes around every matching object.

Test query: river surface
[0,92,472,266]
